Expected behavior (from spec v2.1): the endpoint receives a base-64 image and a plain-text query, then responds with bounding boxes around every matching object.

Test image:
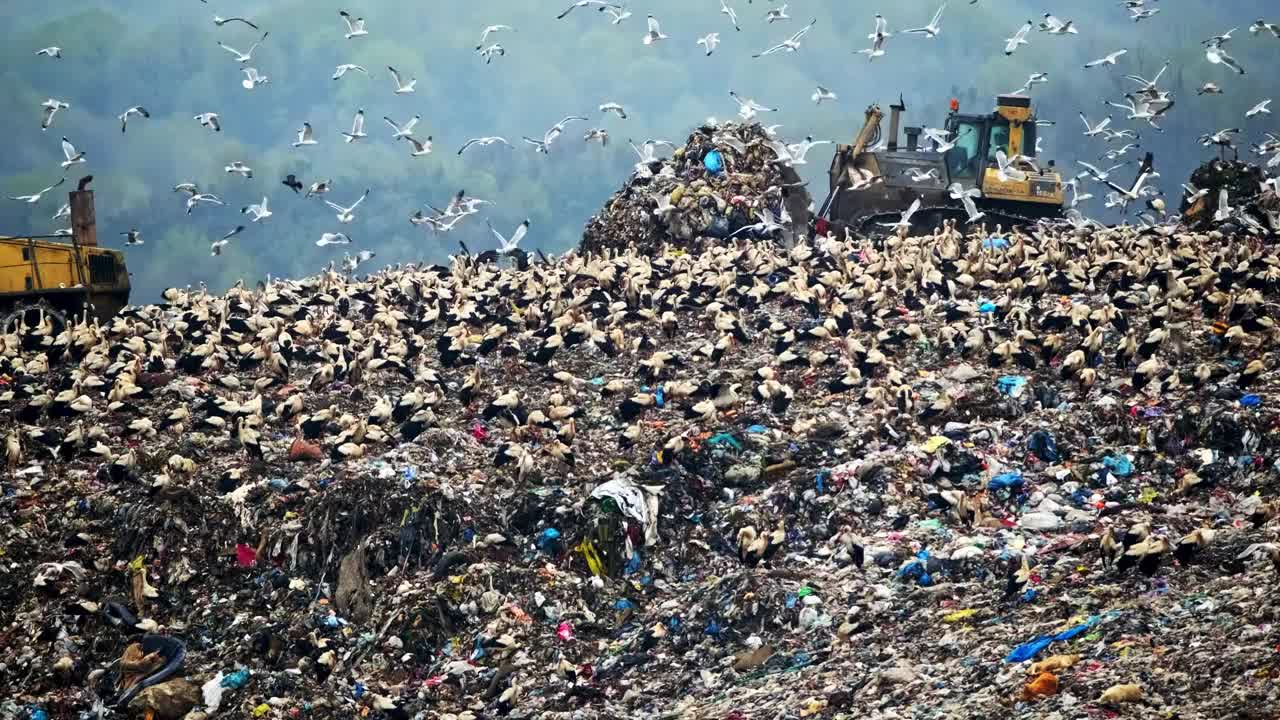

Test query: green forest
[1,0,1276,301]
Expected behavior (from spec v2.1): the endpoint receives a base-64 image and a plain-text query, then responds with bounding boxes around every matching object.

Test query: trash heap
[4,224,1280,720]
[1181,157,1280,233]
[580,121,812,257]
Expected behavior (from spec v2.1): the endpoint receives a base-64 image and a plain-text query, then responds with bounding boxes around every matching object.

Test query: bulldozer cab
[944,96,1039,191]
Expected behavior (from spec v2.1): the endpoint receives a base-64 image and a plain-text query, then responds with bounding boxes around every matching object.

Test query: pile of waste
[1181,158,1280,233]
[580,121,812,257]
[4,222,1280,720]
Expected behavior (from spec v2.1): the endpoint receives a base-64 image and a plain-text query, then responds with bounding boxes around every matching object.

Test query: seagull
[602,6,631,24]
[765,4,790,23]
[36,47,62,59]
[1101,128,1140,142]
[240,67,269,90]
[600,102,628,119]
[209,238,230,256]
[1079,113,1112,137]
[476,24,514,49]
[9,177,65,204]
[523,116,588,153]
[729,91,777,121]
[954,190,985,224]
[1247,99,1272,118]
[996,151,1027,182]
[218,32,268,63]
[788,136,831,164]
[556,1,619,19]
[903,3,946,38]
[879,198,922,231]
[316,232,352,247]
[213,15,259,29]
[698,33,720,55]
[1206,45,1246,74]
[332,64,368,80]
[282,175,303,193]
[1214,189,1233,222]
[195,113,221,132]
[1084,49,1127,68]
[59,137,85,168]
[121,229,143,246]
[225,161,253,179]
[1129,7,1159,22]
[811,86,837,105]
[642,15,667,45]
[905,167,941,182]
[629,138,676,173]
[1182,183,1210,204]
[1100,143,1140,161]
[1076,160,1129,183]
[1251,20,1280,37]
[118,107,149,133]
[488,219,530,254]
[1197,82,1224,96]
[53,202,70,220]
[458,136,513,154]
[241,196,272,222]
[342,109,367,143]
[306,180,332,198]
[478,44,506,63]
[406,136,433,157]
[388,66,416,94]
[1038,14,1077,35]
[1011,72,1048,95]
[220,225,246,241]
[41,99,69,130]
[1063,179,1092,207]
[384,115,420,140]
[729,208,786,238]
[720,0,740,31]
[584,128,609,145]
[754,17,817,57]
[339,11,367,39]
[1198,128,1240,149]
[923,127,963,152]
[858,16,891,60]
[293,122,318,147]
[326,189,369,223]
[1005,20,1032,55]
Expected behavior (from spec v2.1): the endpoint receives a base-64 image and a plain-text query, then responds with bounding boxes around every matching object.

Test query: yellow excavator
[0,178,131,332]
[817,94,1075,233]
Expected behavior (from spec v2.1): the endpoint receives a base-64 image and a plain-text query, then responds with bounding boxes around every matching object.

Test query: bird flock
[7,2,1280,274]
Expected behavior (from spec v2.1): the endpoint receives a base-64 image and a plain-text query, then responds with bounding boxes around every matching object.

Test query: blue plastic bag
[703,150,724,174]
[978,301,997,313]
[997,375,1027,396]
[988,472,1024,491]
[1005,636,1053,663]
[1027,430,1060,463]
[1102,454,1133,477]
[1240,394,1262,407]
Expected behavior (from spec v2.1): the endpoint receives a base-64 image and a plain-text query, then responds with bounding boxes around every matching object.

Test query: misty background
[1,0,1276,302]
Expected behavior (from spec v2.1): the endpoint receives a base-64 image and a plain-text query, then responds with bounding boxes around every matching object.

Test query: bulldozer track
[1,299,69,337]
[853,203,1052,237]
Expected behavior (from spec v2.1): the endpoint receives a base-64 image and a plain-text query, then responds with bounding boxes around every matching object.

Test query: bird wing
[647,16,661,33]
[509,222,528,247]
[790,17,817,42]
[217,42,243,57]
[902,198,922,222]
[352,112,365,133]
[388,66,404,87]
[61,138,76,160]
[486,220,506,244]
[350,190,369,209]
[340,11,356,32]
[458,138,479,154]
[325,200,345,213]
[383,116,403,132]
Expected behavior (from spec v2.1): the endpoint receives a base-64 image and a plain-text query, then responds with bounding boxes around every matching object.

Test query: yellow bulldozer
[0,179,130,332]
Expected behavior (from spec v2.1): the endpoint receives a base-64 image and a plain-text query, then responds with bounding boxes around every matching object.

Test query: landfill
[6,156,1280,720]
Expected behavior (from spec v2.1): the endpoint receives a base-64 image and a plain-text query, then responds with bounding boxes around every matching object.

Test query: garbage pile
[580,121,812,257]
[1181,157,1280,234]
[5,223,1280,720]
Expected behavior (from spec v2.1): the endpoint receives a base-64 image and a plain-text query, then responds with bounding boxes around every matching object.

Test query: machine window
[987,123,1011,162]
[946,122,982,179]
[89,254,117,284]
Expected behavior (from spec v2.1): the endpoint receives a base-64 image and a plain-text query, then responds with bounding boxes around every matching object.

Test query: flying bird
[36,47,62,59]
[339,11,368,39]
[720,0,740,31]
[523,116,588,153]
[383,115,420,140]
[282,175,303,193]
[9,177,65,204]
[213,15,259,29]
[326,189,369,223]
[903,3,946,38]
[1079,113,1112,137]
[332,64,368,80]
[1038,14,1077,35]
[40,99,70,130]
[118,106,149,133]
[753,17,817,57]
[1005,20,1033,55]
[342,109,367,143]
[729,91,777,121]
[600,102,628,119]
[478,44,506,63]
[316,232,352,247]
[217,32,269,63]
[698,33,720,55]
[388,66,416,94]
[406,136,433,157]
[765,4,790,23]
[1084,49,1127,68]
[59,137,85,168]
[458,136,513,154]
[642,16,667,45]
[224,161,253,178]
[293,122,318,147]
[121,229,142,245]
[195,112,221,132]
[488,219,530,254]
[476,24,514,49]
[811,86,837,105]
[241,197,272,222]
[240,67,269,90]
[556,1,619,19]
[1246,99,1272,118]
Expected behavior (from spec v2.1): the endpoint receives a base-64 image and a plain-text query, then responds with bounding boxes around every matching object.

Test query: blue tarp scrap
[1004,614,1103,663]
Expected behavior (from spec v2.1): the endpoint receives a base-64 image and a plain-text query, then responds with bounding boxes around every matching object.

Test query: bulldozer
[818,94,1067,234]
[0,179,131,333]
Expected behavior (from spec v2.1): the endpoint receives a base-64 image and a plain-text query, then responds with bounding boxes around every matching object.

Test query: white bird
[339,11,368,39]
[523,116,588,153]
[729,207,785,238]
[1079,113,1112,137]
[317,232,352,247]
[195,112,221,132]
[1084,49,1127,68]
[457,136,513,155]
[332,64,368,80]
[306,180,332,198]
[342,109,367,143]
[754,17,816,57]
[406,136,433,157]
[729,91,777,121]
[1011,72,1048,95]
[186,193,223,214]
[41,99,70,131]
[642,15,667,45]
[476,24,514,49]
[1251,20,1280,37]
[1182,183,1210,204]
[1038,14,1077,35]
[213,15,259,29]
[556,1,619,19]
[698,33,720,55]
[1076,160,1128,183]
[9,177,65,204]
[53,202,70,220]
[995,151,1027,182]
[388,66,416,94]
[905,167,940,183]
[326,189,369,224]
[879,198,922,231]
[121,229,143,245]
[811,86,837,105]
[600,102,628,119]
[1206,45,1245,74]
[241,67,269,90]
[224,161,253,179]
[218,32,268,63]
[293,122,318,147]
[602,6,631,24]
[1214,189,1233,222]
[36,46,62,59]
[903,3,946,38]
[1005,20,1033,55]
[787,136,831,164]
[1247,99,1272,118]
[59,137,85,168]
[488,220,530,254]
[584,128,610,145]
[241,196,272,222]
[765,4,790,23]
[720,0,740,31]
[1197,82,1224,96]
[383,115,420,140]
[118,106,149,133]
[209,238,230,256]
[478,44,506,63]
